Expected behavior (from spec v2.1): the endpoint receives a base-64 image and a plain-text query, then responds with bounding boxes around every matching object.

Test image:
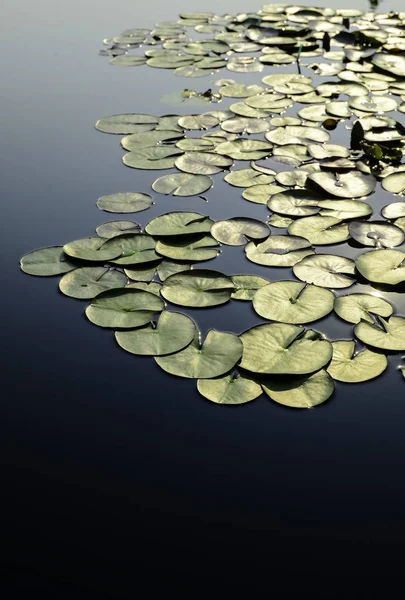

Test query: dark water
[2,0,405,593]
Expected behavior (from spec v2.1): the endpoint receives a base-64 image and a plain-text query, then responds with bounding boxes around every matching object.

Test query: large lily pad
[155,330,243,378]
[95,114,158,134]
[355,249,405,285]
[354,317,405,352]
[349,221,405,248]
[268,189,322,217]
[224,168,274,187]
[253,281,335,324]
[115,310,196,356]
[161,269,234,307]
[327,341,387,383]
[59,267,127,299]
[85,288,164,328]
[197,373,262,404]
[293,254,356,288]
[245,235,314,267]
[262,370,334,408]
[308,171,376,198]
[20,247,77,277]
[334,293,393,324]
[288,216,350,245]
[381,173,405,196]
[239,323,333,375]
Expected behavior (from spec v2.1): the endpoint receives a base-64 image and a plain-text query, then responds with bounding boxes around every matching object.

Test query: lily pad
[354,316,405,351]
[215,139,273,160]
[115,310,196,356]
[96,192,152,213]
[109,234,160,266]
[327,341,387,383]
[156,234,219,262]
[63,237,123,262]
[334,293,393,324]
[85,288,164,328]
[308,171,376,198]
[230,275,269,301]
[20,247,77,277]
[59,267,127,299]
[152,173,212,197]
[155,330,243,378]
[242,184,286,204]
[145,212,213,237]
[96,221,141,238]
[161,269,234,307]
[224,168,274,187]
[293,254,356,288]
[239,323,333,375]
[253,281,335,324]
[245,235,314,267]
[381,173,405,196]
[268,189,322,217]
[123,147,182,170]
[288,216,350,245]
[211,218,269,246]
[318,200,372,220]
[197,373,262,404]
[95,114,158,134]
[262,370,334,408]
[381,202,405,220]
[355,249,405,285]
[349,221,405,248]
[175,152,233,175]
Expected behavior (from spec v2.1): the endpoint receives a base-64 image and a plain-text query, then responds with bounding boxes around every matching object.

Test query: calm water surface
[2,0,405,593]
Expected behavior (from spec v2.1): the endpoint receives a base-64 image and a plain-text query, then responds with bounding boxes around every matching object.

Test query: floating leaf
[96,192,152,213]
[242,184,286,204]
[268,189,321,217]
[211,218,269,246]
[334,293,393,324]
[156,234,219,262]
[239,323,333,375]
[115,310,196,356]
[230,275,269,301]
[245,235,314,267]
[96,221,141,238]
[121,130,183,150]
[123,147,182,170]
[157,260,190,281]
[63,237,123,262]
[349,221,405,248]
[20,247,77,277]
[95,114,158,134]
[381,202,405,220]
[155,330,243,378]
[145,212,213,237]
[349,95,398,113]
[219,83,264,98]
[152,173,212,197]
[355,317,405,352]
[288,216,350,245]
[126,281,162,295]
[308,171,376,198]
[381,173,405,196]
[161,269,234,307]
[355,249,405,285]
[262,370,334,408]
[109,234,160,266]
[197,373,262,404]
[215,139,273,160]
[224,168,274,187]
[109,55,147,67]
[327,341,387,383]
[221,117,270,134]
[293,254,356,288]
[371,53,405,77]
[175,152,233,175]
[253,281,335,324]
[85,288,164,328]
[318,200,372,220]
[124,262,160,282]
[59,267,127,299]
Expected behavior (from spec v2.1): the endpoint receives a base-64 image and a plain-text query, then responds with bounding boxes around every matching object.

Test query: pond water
[2,0,405,592]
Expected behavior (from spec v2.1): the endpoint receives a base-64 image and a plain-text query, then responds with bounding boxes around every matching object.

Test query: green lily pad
[245,235,314,267]
[253,281,335,324]
[349,95,398,113]
[96,192,152,213]
[95,114,158,134]
[109,55,147,67]
[221,117,271,134]
[262,370,334,408]
[175,138,215,151]
[161,269,234,307]
[355,316,405,351]
[268,189,322,217]
[215,139,273,161]
[219,83,264,98]
[96,221,141,238]
[197,373,262,404]
[308,171,376,198]
[156,234,219,262]
[63,237,123,262]
[124,262,161,283]
[334,293,393,324]
[224,168,274,187]
[145,212,213,237]
[381,202,405,219]
[157,260,190,281]
[121,130,183,150]
[123,147,183,170]
[381,173,405,196]
[327,341,387,383]
[115,310,196,356]
[288,216,350,245]
[230,275,269,301]
[371,53,405,77]
[293,254,356,288]
[85,288,164,328]
[308,144,349,160]
[152,173,212,197]
[126,281,162,295]
[175,152,233,175]
[318,200,372,220]
[155,330,243,378]
[20,247,77,277]
[355,249,405,285]
[267,214,293,228]
[242,184,286,204]
[108,234,159,266]
[59,267,127,299]
[211,218,269,246]
[349,221,405,248]
[265,125,330,146]
[239,323,333,375]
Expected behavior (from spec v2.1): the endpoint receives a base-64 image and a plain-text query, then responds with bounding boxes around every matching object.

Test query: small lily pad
[245,235,314,267]
[288,216,350,245]
[97,192,153,213]
[175,152,233,175]
[152,173,212,197]
[96,221,141,238]
[197,373,262,404]
[230,275,269,301]
[145,212,213,237]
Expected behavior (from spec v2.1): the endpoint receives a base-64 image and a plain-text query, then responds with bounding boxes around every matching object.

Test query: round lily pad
[381,173,405,196]
[123,148,182,170]
[268,189,322,217]
[197,373,262,404]
[334,293,393,324]
[161,269,234,307]
[262,370,334,408]
[245,235,314,267]
[308,171,376,198]
[355,249,405,285]
[110,234,160,266]
[145,212,213,237]
[381,202,405,220]
[327,341,387,383]
[253,281,335,324]
[96,221,141,238]
[355,316,405,352]
[242,184,286,204]
[97,192,152,213]
[293,254,356,288]
[20,247,77,277]
[95,114,158,134]
[152,173,212,197]
[239,323,333,375]
[175,152,233,175]
[211,218,269,246]
[349,221,405,248]
[59,267,127,299]
[155,330,243,378]
[156,234,219,262]
[230,275,269,301]
[85,288,164,328]
[115,310,196,356]
[224,168,274,187]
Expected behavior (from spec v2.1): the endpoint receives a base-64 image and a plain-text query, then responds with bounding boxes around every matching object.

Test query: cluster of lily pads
[21,4,405,407]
